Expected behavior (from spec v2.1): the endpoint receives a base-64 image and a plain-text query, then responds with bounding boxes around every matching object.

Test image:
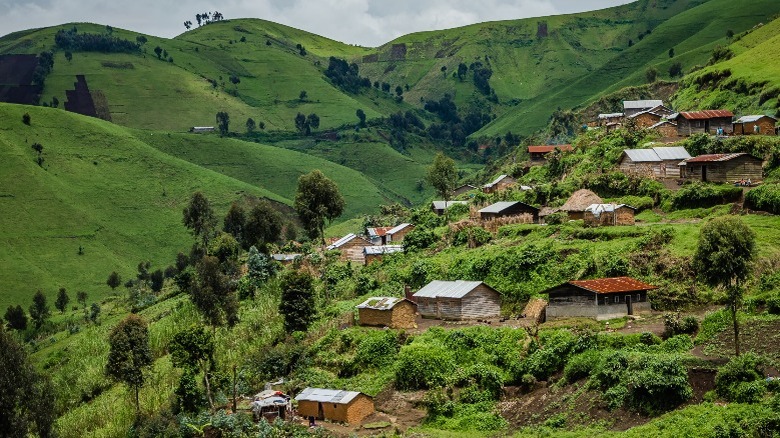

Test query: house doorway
[317,402,324,420]
[702,166,707,182]
[626,295,633,316]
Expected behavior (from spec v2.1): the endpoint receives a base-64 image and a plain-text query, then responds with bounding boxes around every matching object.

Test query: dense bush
[544,211,569,225]
[745,184,780,214]
[517,330,578,381]
[715,353,767,403]
[395,343,456,390]
[451,226,492,247]
[403,227,438,251]
[55,29,141,53]
[563,350,604,383]
[670,182,742,210]
[663,312,699,338]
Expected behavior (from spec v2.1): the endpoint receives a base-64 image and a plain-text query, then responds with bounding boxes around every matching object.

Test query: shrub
[354,330,399,369]
[767,295,780,315]
[403,227,438,251]
[670,182,742,210]
[715,353,766,403]
[660,335,694,353]
[745,184,780,214]
[626,354,692,414]
[564,350,603,383]
[395,343,456,389]
[663,312,699,338]
[544,211,569,225]
[451,226,492,247]
[518,330,578,381]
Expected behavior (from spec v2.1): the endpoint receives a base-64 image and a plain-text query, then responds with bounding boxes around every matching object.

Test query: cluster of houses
[594,100,778,138]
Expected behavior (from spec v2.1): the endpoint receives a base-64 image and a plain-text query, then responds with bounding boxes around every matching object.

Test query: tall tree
[107,271,122,291]
[29,290,50,330]
[183,191,216,246]
[55,287,69,314]
[245,117,256,133]
[244,201,282,250]
[294,170,345,243]
[189,256,238,327]
[279,270,316,333]
[106,314,153,412]
[77,291,88,309]
[216,111,230,136]
[0,329,56,437]
[693,216,755,356]
[170,326,216,409]
[356,109,366,128]
[223,201,246,244]
[4,305,28,330]
[426,152,458,203]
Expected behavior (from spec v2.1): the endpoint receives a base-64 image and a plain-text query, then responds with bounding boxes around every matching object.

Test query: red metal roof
[678,110,734,120]
[568,277,657,294]
[368,226,394,237]
[684,153,750,163]
[528,144,573,153]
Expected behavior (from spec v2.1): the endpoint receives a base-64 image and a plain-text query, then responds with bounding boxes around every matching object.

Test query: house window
[636,294,641,302]
[614,296,620,304]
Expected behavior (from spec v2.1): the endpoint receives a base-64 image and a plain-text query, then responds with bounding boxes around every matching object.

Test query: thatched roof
[559,189,603,212]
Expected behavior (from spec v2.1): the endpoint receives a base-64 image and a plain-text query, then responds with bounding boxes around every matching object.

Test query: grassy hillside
[672,15,780,115]
[0,103,291,310]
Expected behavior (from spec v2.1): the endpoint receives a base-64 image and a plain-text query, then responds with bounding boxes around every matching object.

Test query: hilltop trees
[294,170,345,243]
[427,152,458,203]
[294,112,320,135]
[216,111,230,136]
[0,329,56,437]
[106,314,152,413]
[694,216,755,356]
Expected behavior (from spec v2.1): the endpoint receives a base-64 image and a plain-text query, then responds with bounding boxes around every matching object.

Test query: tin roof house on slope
[583,203,636,227]
[623,100,664,116]
[326,233,372,263]
[733,115,777,136]
[366,226,394,245]
[482,174,516,193]
[356,296,417,329]
[546,277,656,320]
[478,201,539,223]
[673,110,734,136]
[412,280,501,320]
[679,153,763,183]
[386,223,414,243]
[295,388,374,424]
[528,144,573,163]
[618,146,691,178]
[431,200,468,215]
[363,245,404,265]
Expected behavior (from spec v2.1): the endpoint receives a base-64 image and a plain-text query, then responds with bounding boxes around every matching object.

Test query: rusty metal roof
[677,110,734,120]
[528,145,573,153]
[568,277,657,294]
[367,227,394,238]
[684,153,751,163]
[356,296,413,310]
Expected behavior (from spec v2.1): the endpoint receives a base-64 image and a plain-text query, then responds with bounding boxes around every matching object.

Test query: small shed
[680,153,763,183]
[673,110,734,136]
[598,113,624,129]
[356,296,417,329]
[271,253,301,265]
[650,120,678,138]
[431,200,468,215]
[366,226,394,245]
[623,100,664,117]
[413,280,501,320]
[545,277,657,320]
[295,388,374,424]
[482,174,516,193]
[619,147,691,178]
[453,184,478,197]
[733,115,777,136]
[326,234,372,263]
[387,223,414,243]
[528,144,573,163]
[583,204,636,227]
[478,201,539,223]
[363,245,404,265]
[559,189,603,220]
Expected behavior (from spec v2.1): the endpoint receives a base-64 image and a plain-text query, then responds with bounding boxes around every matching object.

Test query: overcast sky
[2,0,634,47]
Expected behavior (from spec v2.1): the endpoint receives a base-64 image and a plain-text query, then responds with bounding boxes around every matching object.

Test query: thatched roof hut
[559,189,603,220]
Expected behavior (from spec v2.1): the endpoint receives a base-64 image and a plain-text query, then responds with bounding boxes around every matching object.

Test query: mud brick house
[363,245,404,265]
[528,144,573,163]
[627,104,673,129]
[583,204,636,227]
[545,277,656,320]
[680,153,763,183]
[482,174,516,193]
[733,115,777,136]
[326,233,372,263]
[295,388,374,424]
[478,201,539,223]
[386,223,414,243]
[598,113,624,132]
[618,146,691,178]
[650,120,679,138]
[366,226,394,245]
[431,200,468,215]
[453,184,478,197]
[558,189,603,221]
[623,100,664,117]
[672,110,734,136]
[413,280,501,320]
[356,296,417,329]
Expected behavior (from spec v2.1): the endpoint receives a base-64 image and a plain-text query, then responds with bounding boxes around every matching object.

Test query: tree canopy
[183,192,216,246]
[426,152,458,202]
[106,314,153,412]
[294,170,345,242]
[279,270,316,333]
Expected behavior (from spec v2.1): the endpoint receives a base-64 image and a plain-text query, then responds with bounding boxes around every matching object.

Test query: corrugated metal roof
[387,223,412,235]
[363,245,404,256]
[652,147,690,160]
[271,253,301,262]
[413,280,491,299]
[478,201,538,214]
[677,110,734,120]
[623,149,661,162]
[684,153,749,163]
[736,115,776,123]
[528,145,573,153]
[295,388,362,404]
[432,200,468,210]
[484,174,513,188]
[598,113,624,119]
[585,203,635,217]
[623,100,663,110]
[367,227,393,238]
[327,233,364,250]
[650,121,676,129]
[356,296,412,310]
[628,109,663,119]
[568,277,657,294]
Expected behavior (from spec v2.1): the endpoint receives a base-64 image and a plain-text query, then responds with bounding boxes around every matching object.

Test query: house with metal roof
[386,223,414,243]
[357,296,417,328]
[482,174,516,193]
[295,388,375,424]
[618,146,691,178]
[673,110,734,136]
[650,120,679,138]
[453,184,479,197]
[545,277,657,320]
[431,200,468,215]
[627,104,673,128]
[583,204,636,227]
[528,144,573,163]
[271,253,301,265]
[363,245,404,265]
[733,115,777,136]
[326,233,372,263]
[366,226,394,245]
[679,153,763,183]
[623,100,664,116]
[479,201,539,223]
[412,280,501,320]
